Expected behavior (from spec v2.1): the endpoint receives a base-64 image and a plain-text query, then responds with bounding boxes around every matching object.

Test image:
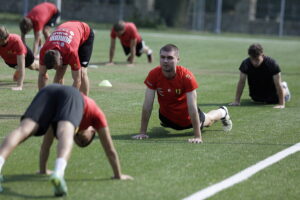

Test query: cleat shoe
[220,106,232,132]
[50,173,68,197]
[282,81,291,102]
[13,71,19,81]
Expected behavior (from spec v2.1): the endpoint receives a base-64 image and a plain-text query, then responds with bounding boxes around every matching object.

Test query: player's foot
[220,106,232,132]
[282,81,291,102]
[50,173,68,197]
[13,71,19,81]
[0,174,3,192]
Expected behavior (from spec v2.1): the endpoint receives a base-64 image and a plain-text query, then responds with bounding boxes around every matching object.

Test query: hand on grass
[105,62,115,66]
[113,174,134,180]
[228,102,240,106]
[36,169,53,175]
[188,137,203,144]
[273,104,285,109]
[11,86,22,91]
[132,133,149,140]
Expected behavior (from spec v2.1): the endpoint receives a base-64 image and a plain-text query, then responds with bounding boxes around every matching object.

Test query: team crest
[175,89,181,95]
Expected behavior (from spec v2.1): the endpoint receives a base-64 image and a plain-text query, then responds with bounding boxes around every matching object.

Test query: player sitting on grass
[132,44,232,144]
[0,26,40,91]
[0,84,132,196]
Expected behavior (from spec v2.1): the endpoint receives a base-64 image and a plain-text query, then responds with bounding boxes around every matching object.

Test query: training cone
[99,80,112,87]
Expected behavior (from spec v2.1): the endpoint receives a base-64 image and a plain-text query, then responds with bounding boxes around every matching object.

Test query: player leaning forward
[0,84,132,196]
[39,21,94,95]
[132,44,232,143]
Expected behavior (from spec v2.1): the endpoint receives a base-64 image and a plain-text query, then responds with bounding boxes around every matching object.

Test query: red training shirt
[79,94,108,131]
[144,66,198,127]
[0,34,27,65]
[27,2,58,32]
[39,21,91,71]
[110,22,142,47]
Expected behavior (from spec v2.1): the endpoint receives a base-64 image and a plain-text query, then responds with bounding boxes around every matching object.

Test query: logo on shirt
[175,89,181,95]
[185,74,192,79]
[157,88,164,96]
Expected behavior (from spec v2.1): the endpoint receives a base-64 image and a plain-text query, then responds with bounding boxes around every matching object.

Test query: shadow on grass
[198,99,268,108]
[0,114,21,119]
[0,174,55,199]
[89,61,129,66]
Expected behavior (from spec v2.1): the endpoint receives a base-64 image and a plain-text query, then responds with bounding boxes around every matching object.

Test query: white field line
[183,142,300,200]
[142,32,300,45]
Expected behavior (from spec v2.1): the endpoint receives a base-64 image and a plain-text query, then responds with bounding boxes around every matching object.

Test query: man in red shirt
[20,2,60,58]
[132,44,233,143]
[39,21,94,95]
[107,21,153,65]
[0,84,133,196]
[0,26,39,91]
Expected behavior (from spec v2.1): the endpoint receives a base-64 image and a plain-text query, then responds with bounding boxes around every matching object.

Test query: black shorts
[159,108,205,131]
[45,11,60,27]
[251,95,279,104]
[122,40,144,57]
[21,84,84,136]
[78,29,94,67]
[6,45,34,68]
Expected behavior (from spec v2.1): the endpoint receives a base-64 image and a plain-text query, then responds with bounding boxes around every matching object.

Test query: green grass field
[0,21,300,200]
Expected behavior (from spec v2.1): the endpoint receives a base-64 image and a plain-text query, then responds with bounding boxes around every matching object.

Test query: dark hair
[113,21,125,32]
[44,50,60,69]
[74,131,96,148]
[19,17,33,34]
[0,26,9,40]
[248,43,263,58]
[160,44,179,57]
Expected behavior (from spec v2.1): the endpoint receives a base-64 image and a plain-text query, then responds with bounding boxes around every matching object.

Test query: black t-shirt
[239,56,281,101]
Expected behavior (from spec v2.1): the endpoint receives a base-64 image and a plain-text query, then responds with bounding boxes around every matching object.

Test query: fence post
[279,0,286,36]
[215,0,222,34]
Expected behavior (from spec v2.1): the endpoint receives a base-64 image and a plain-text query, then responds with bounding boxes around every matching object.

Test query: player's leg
[42,26,51,41]
[50,120,75,197]
[203,106,232,131]
[25,46,39,71]
[140,41,153,63]
[0,118,38,191]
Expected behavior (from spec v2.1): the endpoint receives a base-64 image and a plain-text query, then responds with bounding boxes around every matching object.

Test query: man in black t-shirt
[229,43,291,109]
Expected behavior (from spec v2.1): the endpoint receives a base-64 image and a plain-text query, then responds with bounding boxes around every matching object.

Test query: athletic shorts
[78,29,94,67]
[251,95,279,104]
[122,40,144,57]
[6,45,34,68]
[45,11,61,27]
[21,84,84,136]
[159,108,205,130]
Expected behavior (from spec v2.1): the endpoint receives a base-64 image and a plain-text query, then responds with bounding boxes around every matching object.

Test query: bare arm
[273,73,285,108]
[127,38,137,64]
[13,54,25,90]
[53,65,67,85]
[21,32,26,44]
[186,90,202,143]
[38,65,48,90]
[33,31,42,58]
[38,128,54,174]
[132,88,155,140]
[71,69,81,89]
[97,127,133,180]
[109,38,116,63]
[229,72,247,106]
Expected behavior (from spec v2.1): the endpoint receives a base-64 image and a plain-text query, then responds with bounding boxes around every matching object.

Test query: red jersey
[110,22,142,47]
[0,34,27,65]
[79,94,108,131]
[40,21,91,71]
[144,66,198,127]
[27,2,58,32]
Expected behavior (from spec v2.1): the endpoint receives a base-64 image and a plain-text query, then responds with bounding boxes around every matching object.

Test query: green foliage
[0,22,300,200]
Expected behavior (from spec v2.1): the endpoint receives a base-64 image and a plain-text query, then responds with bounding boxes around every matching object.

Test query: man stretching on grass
[229,43,291,109]
[0,84,132,196]
[132,44,233,143]
[0,26,39,91]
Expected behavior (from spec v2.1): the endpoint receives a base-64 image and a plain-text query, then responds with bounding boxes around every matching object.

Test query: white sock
[0,156,5,174]
[54,158,67,177]
[219,108,227,118]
